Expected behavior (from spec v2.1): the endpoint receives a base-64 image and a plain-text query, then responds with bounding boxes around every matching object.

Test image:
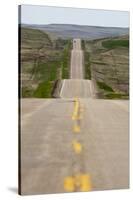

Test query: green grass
[91,61,107,65]
[33,60,61,81]
[105,92,128,99]
[81,40,85,50]
[55,38,71,50]
[21,27,72,98]
[102,39,129,49]
[97,81,114,92]
[82,40,91,80]
[32,41,71,98]
[84,51,91,79]
[96,82,129,99]
[83,36,129,99]
[21,27,52,49]
[61,40,71,79]
[33,81,53,98]
[21,87,34,98]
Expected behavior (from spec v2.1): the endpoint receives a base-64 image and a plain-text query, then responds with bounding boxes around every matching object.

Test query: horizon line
[20,23,129,29]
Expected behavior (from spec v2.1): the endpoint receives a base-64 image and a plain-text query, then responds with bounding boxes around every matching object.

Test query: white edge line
[87,80,93,98]
[60,79,65,98]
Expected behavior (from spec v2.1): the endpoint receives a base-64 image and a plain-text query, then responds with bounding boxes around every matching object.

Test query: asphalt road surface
[20,39,129,195]
[70,39,84,79]
[60,79,95,98]
[62,38,94,98]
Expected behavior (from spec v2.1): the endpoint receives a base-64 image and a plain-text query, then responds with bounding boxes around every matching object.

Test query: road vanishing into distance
[21,39,129,195]
[70,39,83,79]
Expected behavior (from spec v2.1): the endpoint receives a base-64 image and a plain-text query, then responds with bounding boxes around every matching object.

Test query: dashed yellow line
[64,176,75,192]
[72,113,83,121]
[79,174,92,192]
[73,123,81,133]
[64,174,92,192]
[72,140,82,154]
[65,97,92,192]
[74,97,79,102]
[72,97,80,120]
[72,99,84,120]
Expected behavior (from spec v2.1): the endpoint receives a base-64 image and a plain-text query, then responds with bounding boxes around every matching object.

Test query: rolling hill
[20,27,71,98]
[22,24,129,40]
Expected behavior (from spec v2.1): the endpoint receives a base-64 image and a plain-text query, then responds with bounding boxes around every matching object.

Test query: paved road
[60,79,95,98]
[70,39,84,79]
[21,99,129,194]
[62,38,94,98]
[20,39,129,195]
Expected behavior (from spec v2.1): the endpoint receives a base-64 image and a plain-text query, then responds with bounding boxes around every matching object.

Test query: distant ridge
[21,23,129,40]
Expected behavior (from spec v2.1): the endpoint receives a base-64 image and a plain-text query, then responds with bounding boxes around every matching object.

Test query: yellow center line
[72,140,82,154]
[79,174,92,192]
[64,176,75,192]
[65,97,92,193]
[72,99,84,120]
[64,174,92,192]
[73,123,81,133]
[72,105,79,120]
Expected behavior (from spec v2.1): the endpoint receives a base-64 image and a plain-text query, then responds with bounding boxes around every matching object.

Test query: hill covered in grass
[84,35,129,99]
[20,27,71,98]
[22,24,129,40]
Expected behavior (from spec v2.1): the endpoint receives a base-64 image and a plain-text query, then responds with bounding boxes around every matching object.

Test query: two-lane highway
[20,39,129,195]
[70,39,84,79]
[61,39,94,98]
[60,79,95,98]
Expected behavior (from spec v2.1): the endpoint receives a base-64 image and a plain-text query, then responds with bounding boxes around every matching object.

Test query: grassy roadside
[31,43,71,98]
[81,40,91,79]
[21,28,71,98]
[105,93,129,99]
[102,39,129,49]
[96,81,129,99]
[61,40,71,79]
[22,46,71,98]
[97,81,114,92]
[83,36,129,99]
[33,81,53,98]
[84,51,91,79]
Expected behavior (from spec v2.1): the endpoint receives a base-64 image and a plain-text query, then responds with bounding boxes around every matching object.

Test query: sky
[20,5,129,28]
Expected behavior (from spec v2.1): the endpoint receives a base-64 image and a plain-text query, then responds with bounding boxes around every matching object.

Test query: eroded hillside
[83,35,129,99]
[20,27,71,97]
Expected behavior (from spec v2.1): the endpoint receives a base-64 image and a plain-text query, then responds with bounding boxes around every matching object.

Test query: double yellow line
[64,97,92,192]
[64,174,92,192]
